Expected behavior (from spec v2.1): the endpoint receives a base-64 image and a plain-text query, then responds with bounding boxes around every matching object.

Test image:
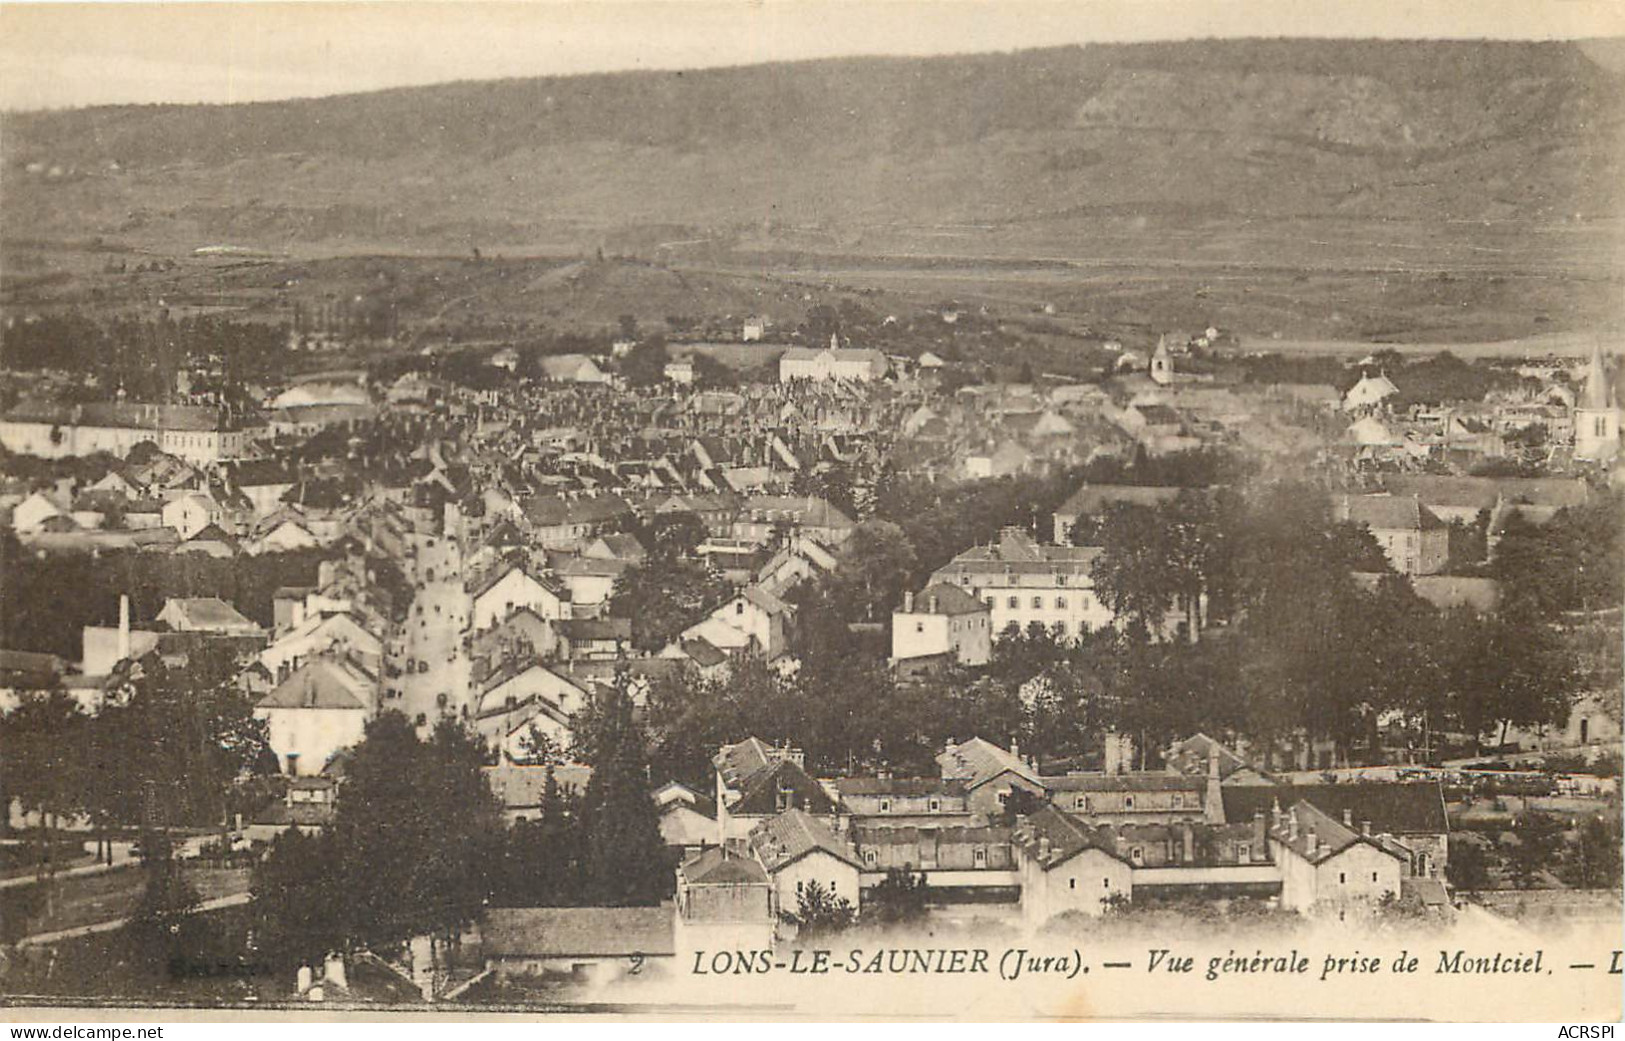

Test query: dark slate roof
[1223,782,1448,836]
[1268,800,1406,865]
[680,637,729,668]
[1381,475,1589,511]
[1343,494,1448,532]
[556,618,632,641]
[731,757,837,817]
[0,649,68,684]
[1134,404,1182,426]
[748,808,862,872]
[481,906,674,958]
[255,659,371,711]
[833,777,968,797]
[1164,732,1265,781]
[904,584,988,617]
[937,737,1041,790]
[1042,773,1204,793]
[679,847,768,885]
[713,737,773,790]
[1010,804,1128,870]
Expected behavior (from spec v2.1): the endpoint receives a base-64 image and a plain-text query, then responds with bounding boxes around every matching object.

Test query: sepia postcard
[0,0,1621,1024]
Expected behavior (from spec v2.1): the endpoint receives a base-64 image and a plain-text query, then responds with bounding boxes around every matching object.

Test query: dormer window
[928,798,941,813]
[1123,796,1135,810]
[1130,847,1143,865]
[879,799,892,813]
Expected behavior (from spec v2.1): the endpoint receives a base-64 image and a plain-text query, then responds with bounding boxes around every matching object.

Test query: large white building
[254,657,375,776]
[778,341,888,383]
[891,584,993,667]
[0,402,255,465]
[928,528,1113,641]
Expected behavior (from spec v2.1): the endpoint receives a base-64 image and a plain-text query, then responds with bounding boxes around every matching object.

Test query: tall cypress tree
[578,676,672,906]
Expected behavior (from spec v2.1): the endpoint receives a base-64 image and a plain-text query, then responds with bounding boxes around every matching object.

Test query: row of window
[914,618,991,633]
[1070,793,1189,812]
[994,595,1076,610]
[862,847,990,868]
[876,798,943,813]
[960,573,1076,587]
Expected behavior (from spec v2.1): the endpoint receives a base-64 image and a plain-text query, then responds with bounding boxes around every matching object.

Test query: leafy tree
[329,712,503,947]
[644,511,708,562]
[1506,810,1563,890]
[494,764,587,906]
[826,519,916,623]
[516,724,565,766]
[1442,606,1573,753]
[691,354,737,388]
[1563,815,1623,891]
[250,828,344,968]
[620,338,670,387]
[862,869,931,927]
[128,834,203,978]
[1445,835,1491,893]
[96,653,271,829]
[781,880,855,943]
[1090,502,1178,641]
[607,556,730,652]
[0,689,89,877]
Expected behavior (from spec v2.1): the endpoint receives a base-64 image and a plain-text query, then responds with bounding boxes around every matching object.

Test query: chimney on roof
[1038,835,1051,862]
[1009,736,1019,760]
[1252,811,1266,851]
[1361,820,1372,838]
[1287,810,1299,841]
[1181,822,1195,864]
[1342,808,1354,828]
[1304,825,1316,852]
[903,590,914,613]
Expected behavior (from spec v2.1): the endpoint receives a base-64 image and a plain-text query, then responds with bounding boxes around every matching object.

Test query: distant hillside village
[0,299,1620,1002]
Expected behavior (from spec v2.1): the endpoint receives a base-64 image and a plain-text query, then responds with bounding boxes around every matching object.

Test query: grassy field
[0,864,252,943]
[3,219,1619,364]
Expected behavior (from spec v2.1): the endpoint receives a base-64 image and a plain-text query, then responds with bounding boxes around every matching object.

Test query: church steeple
[1150,335,1174,386]
[1579,341,1612,411]
[1574,340,1621,463]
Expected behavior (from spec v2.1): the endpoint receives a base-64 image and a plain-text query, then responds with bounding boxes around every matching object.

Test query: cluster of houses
[479,732,1454,983]
[1340,342,1623,471]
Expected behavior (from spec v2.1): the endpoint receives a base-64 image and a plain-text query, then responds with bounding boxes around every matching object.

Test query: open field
[5,232,1620,363]
[0,864,252,944]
